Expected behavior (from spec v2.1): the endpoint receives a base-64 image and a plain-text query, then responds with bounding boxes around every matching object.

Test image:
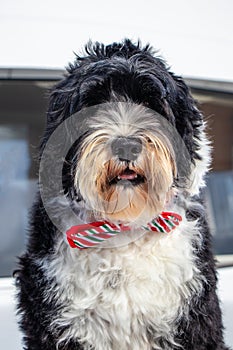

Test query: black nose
[111,137,142,161]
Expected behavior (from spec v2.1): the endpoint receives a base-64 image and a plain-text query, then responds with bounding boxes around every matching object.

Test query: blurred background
[0,0,232,347]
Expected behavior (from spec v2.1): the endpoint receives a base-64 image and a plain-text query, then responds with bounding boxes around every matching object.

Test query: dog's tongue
[118,169,137,180]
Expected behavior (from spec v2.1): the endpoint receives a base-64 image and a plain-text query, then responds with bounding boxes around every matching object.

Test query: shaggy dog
[16,40,229,350]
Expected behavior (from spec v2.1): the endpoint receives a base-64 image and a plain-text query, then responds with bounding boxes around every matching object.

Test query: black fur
[16,39,229,350]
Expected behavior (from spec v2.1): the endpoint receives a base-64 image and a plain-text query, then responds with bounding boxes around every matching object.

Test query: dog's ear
[40,73,82,155]
[168,75,211,195]
[47,75,81,123]
[167,75,202,158]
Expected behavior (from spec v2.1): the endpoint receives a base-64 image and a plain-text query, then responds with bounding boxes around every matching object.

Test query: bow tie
[66,212,182,250]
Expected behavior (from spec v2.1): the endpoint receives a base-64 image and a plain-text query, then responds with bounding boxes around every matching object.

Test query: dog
[16,39,229,350]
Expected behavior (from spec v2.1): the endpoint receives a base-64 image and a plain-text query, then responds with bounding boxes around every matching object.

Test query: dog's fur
[16,40,229,349]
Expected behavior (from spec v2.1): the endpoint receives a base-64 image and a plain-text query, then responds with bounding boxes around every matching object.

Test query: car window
[0,80,48,276]
[195,88,233,257]
[206,171,233,254]
[0,76,232,277]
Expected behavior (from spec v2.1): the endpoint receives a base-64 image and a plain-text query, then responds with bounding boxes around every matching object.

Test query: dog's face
[75,102,177,225]
[41,40,210,228]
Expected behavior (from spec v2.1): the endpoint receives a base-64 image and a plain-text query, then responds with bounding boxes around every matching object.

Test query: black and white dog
[16,40,229,350]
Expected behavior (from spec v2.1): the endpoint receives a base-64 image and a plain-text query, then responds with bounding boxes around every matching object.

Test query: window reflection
[206,171,233,254]
[0,80,47,277]
[0,126,37,276]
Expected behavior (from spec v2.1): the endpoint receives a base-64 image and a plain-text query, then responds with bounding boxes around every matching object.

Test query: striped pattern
[66,212,182,249]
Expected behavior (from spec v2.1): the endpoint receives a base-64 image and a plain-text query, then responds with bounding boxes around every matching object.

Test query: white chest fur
[42,219,203,350]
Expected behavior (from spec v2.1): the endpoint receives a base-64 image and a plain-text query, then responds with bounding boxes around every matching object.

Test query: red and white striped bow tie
[66,212,182,250]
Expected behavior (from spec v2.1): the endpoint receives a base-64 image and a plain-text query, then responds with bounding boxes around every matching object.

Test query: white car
[0,278,22,349]
[0,1,233,347]
[218,266,233,347]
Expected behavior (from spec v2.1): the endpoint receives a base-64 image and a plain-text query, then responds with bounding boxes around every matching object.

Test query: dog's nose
[111,137,142,161]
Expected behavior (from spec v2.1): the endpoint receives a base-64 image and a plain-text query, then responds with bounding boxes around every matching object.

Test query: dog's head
[42,40,210,226]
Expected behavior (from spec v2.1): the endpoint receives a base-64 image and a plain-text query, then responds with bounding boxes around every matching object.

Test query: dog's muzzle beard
[75,133,176,225]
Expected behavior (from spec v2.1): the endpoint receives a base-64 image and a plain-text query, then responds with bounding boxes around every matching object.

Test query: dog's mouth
[109,167,145,186]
